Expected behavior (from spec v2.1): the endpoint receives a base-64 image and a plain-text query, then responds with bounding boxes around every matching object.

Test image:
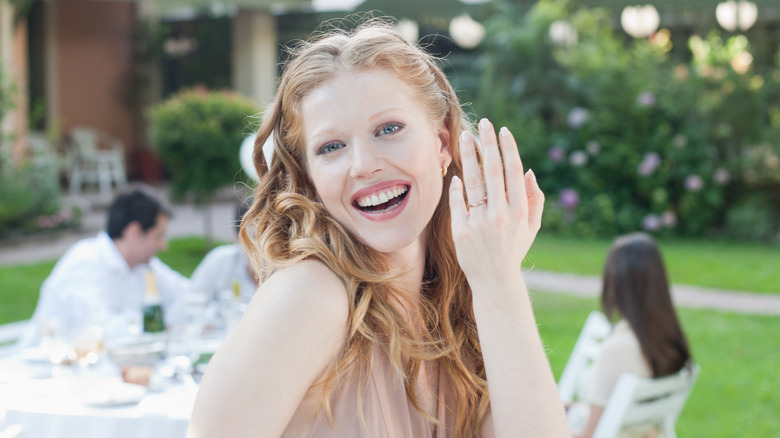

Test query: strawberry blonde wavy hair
[240,20,489,437]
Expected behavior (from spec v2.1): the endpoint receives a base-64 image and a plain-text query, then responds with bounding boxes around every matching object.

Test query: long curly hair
[239,21,489,437]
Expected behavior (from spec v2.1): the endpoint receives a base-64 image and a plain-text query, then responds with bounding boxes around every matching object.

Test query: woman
[189,22,568,437]
[572,232,692,438]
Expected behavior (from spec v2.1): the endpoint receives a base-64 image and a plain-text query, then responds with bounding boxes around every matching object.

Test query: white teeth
[357,186,408,207]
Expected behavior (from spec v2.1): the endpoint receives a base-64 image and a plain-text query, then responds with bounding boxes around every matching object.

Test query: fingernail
[459,131,470,144]
[479,118,489,131]
[500,126,509,137]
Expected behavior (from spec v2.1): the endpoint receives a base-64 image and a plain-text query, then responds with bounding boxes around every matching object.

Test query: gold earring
[441,165,448,178]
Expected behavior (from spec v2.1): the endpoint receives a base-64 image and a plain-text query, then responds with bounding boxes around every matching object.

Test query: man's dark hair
[107,187,173,239]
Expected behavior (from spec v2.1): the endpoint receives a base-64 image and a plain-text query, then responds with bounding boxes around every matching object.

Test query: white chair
[66,126,128,196]
[559,310,613,405]
[593,362,700,438]
[0,320,29,357]
[559,311,700,438]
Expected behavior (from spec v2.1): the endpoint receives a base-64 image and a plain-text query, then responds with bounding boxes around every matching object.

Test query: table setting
[0,290,238,438]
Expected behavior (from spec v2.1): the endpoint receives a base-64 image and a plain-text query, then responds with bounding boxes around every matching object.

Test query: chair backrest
[70,126,101,154]
[558,311,613,404]
[592,362,700,438]
[0,320,29,357]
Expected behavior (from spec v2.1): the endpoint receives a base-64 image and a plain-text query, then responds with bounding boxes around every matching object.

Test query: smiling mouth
[354,185,409,213]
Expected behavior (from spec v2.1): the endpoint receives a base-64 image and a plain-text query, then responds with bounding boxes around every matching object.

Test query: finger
[449,176,468,230]
[459,131,486,209]
[499,127,528,212]
[525,169,545,233]
[477,119,505,209]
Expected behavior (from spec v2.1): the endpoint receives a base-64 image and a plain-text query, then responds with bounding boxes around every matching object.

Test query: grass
[528,233,780,294]
[1,235,778,435]
[533,292,780,437]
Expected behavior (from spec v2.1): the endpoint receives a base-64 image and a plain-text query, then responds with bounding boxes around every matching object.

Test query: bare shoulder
[189,259,350,437]
[254,259,349,327]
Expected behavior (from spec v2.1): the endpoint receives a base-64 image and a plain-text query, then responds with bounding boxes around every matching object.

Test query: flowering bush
[474,0,780,241]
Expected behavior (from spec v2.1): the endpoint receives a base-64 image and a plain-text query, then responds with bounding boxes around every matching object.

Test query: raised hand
[448,118,545,293]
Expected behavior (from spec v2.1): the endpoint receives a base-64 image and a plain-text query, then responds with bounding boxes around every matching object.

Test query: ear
[122,221,143,240]
[438,126,452,168]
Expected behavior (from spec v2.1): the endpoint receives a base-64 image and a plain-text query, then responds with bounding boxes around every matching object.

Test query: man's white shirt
[19,232,191,348]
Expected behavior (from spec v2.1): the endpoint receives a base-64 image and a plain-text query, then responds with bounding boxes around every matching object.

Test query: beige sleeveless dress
[281,346,489,437]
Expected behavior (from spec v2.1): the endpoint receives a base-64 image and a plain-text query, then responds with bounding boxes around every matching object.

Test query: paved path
[524,270,780,316]
[2,187,779,316]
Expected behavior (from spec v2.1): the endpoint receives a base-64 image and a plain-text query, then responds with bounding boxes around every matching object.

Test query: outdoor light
[311,0,363,12]
[620,5,660,39]
[449,14,485,50]
[716,1,758,32]
[396,18,419,44]
[549,20,578,46]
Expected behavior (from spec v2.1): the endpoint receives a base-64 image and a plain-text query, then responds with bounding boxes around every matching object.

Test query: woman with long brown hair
[573,232,691,438]
[189,21,568,437]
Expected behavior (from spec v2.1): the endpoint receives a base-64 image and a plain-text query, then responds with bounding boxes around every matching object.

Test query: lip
[350,180,411,222]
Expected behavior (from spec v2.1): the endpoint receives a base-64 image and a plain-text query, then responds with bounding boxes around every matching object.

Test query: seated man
[19,186,191,348]
[190,198,259,329]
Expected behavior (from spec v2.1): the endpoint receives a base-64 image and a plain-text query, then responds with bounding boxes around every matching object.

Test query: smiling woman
[188,20,569,438]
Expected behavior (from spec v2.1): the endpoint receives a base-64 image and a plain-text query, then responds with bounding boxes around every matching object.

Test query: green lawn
[533,292,780,438]
[1,236,778,435]
[528,233,780,294]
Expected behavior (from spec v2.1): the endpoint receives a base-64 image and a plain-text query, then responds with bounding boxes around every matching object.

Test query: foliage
[0,68,80,240]
[0,159,82,240]
[475,0,780,241]
[148,87,260,206]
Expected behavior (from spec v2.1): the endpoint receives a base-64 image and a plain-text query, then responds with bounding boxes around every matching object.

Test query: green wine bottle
[143,270,165,333]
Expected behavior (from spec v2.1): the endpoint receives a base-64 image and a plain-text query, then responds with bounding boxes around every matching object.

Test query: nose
[348,139,383,179]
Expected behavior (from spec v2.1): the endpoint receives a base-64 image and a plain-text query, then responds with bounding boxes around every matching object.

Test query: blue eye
[317,142,345,156]
[378,123,402,136]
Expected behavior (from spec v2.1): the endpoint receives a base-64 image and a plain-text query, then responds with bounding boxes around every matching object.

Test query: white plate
[78,380,147,407]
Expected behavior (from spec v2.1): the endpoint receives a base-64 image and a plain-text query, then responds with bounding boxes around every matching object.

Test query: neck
[387,235,427,326]
[112,238,137,269]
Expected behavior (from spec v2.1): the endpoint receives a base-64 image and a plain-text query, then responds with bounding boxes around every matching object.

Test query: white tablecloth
[0,358,197,438]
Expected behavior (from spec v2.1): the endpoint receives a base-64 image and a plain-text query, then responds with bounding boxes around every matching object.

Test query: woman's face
[300,69,451,256]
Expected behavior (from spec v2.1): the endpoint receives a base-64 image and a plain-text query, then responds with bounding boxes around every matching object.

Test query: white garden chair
[559,310,613,404]
[66,126,128,197]
[593,362,700,438]
[559,311,700,438]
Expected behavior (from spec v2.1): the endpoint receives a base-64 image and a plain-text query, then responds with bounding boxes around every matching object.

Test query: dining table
[0,334,220,438]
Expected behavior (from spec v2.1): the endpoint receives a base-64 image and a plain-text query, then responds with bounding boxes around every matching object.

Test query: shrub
[148,87,260,204]
[148,87,260,242]
[474,0,779,240]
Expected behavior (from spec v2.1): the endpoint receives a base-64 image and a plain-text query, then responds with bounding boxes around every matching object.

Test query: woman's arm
[449,119,569,437]
[573,405,604,438]
[188,259,349,438]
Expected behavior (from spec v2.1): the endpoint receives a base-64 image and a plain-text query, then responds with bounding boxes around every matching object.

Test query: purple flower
[569,150,588,167]
[586,140,600,155]
[672,134,687,148]
[637,152,661,176]
[559,189,580,209]
[567,107,589,128]
[684,174,704,192]
[642,214,662,231]
[713,168,731,185]
[637,92,656,107]
[661,211,677,228]
[548,146,566,163]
